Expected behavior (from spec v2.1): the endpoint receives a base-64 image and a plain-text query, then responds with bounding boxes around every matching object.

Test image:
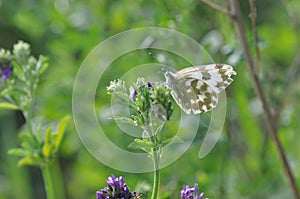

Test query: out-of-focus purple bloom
[181,183,206,199]
[129,87,139,100]
[96,174,137,199]
[0,62,12,83]
[134,90,138,99]
[147,82,153,89]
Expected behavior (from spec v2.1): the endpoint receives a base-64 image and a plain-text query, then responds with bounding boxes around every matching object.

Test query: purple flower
[134,90,138,99]
[129,87,138,100]
[0,63,12,83]
[181,183,206,199]
[96,174,137,199]
[147,82,153,89]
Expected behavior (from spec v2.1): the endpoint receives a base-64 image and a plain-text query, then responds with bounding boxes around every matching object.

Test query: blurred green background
[1,0,300,198]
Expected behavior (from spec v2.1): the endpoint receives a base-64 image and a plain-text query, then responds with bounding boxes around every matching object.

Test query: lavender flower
[96,174,137,199]
[134,90,138,98]
[181,183,207,199]
[147,82,153,89]
[0,62,12,83]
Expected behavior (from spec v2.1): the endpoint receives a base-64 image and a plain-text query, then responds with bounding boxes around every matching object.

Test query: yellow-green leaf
[8,148,29,157]
[53,116,70,149]
[44,126,53,145]
[128,138,156,149]
[18,157,35,167]
[42,144,52,158]
[18,156,44,167]
[0,102,19,110]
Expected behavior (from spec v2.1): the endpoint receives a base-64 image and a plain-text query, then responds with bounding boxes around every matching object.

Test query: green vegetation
[1,0,300,198]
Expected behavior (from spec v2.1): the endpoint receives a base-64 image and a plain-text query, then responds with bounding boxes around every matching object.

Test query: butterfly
[164,64,236,114]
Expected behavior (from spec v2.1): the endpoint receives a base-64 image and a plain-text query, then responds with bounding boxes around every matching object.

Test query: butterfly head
[164,71,177,88]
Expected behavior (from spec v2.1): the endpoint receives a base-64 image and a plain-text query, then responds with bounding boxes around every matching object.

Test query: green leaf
[1,90,20,106]
[35,124,43,142]
[53,116,70,149]
[21,142,33,153]
[18,157,43,167]
[18,157,35,167]
[0,102,19,110]
[11,62,25,80]
[8,148,29,157]
[42,144,52,158]
[37,55,48,75]
[108,116,137,126]
[42,125,54,158]
[44,126,53,145]
[128,138,156,150]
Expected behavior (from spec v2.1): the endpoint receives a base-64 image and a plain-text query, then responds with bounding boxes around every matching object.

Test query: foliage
[1,0,300,199]
[8,116,70,167]
[0,41,70,199]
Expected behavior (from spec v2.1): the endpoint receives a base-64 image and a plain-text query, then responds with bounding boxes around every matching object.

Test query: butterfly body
[165,64,236,114]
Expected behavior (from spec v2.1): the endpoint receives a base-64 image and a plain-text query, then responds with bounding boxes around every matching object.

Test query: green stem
[41,166,56,199]
[151,150,160,199]
[52,161,67,199]
[145,124,161,199]
[1,111,33,199]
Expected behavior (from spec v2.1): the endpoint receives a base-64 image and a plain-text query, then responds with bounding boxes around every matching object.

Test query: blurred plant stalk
[0,41,69,199]
[200,0,300,198]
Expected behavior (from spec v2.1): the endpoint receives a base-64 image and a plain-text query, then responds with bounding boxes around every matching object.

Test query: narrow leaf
[37,55,49,75]
[18,157,35,167]
[128,138,156,149]
[108,116,137,126]
[53,116,70,149]
[18,157,43,167]
[42,144,52,158]
[0,102,19,110]
[12,62,25,80]
[8,148,29,157]
[44,126,53,145]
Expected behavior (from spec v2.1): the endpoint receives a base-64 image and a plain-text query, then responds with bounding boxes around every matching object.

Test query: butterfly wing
[175,64,236,93]
[165,64,236,114]
[169,77,219,114]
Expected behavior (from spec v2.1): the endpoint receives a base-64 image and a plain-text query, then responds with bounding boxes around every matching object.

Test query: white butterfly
[164,64,236,114]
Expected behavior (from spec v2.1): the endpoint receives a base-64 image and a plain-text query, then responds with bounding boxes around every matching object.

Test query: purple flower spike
[181,183,207,199]
[134,90,138,98]
[147,82,153,89]
[96,174,137,199]
[0,67,12,83]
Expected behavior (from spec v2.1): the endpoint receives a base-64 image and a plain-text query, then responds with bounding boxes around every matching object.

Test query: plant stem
[228,0,300,198]
[151,150,160,199]
[1,111,33,199]
[200,0,300,198]
[199,0,231,16]
[41,166,56,199]
[249,0,260,70]
[144,125,161,199]
[51,161,67,199]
